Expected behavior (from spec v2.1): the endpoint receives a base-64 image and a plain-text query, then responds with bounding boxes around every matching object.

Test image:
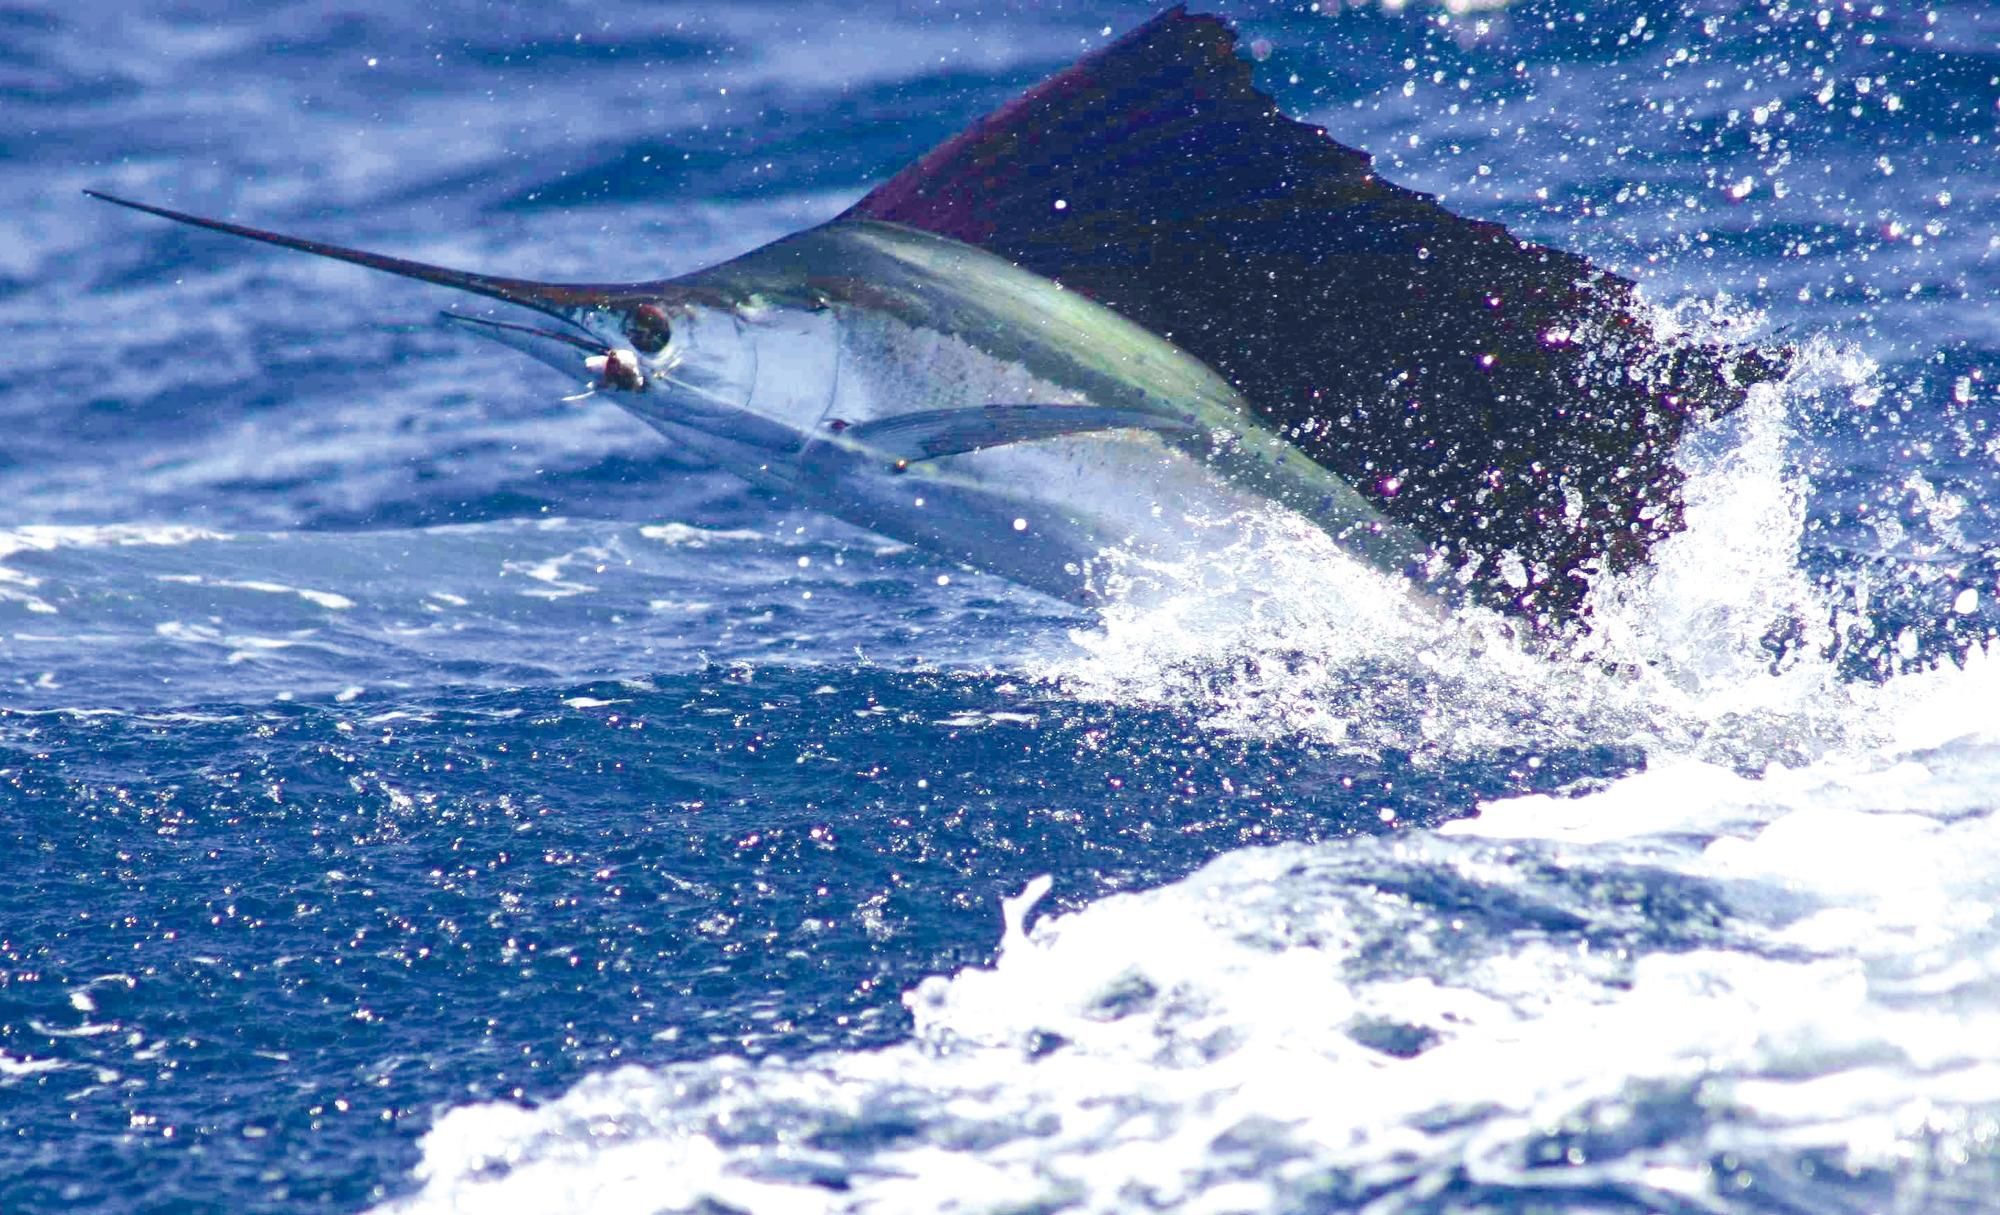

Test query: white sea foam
[1041,330,1937,773]
[0,523,232,563]
[1049,504,1518,749]
[0,525,233,615]
[154,573,355,611]
[377,691,2000,1214]
[639,522,779,548]
[500,547,607,599]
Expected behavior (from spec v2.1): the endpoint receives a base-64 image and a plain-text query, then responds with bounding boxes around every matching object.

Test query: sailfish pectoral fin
[831,404,1195,472]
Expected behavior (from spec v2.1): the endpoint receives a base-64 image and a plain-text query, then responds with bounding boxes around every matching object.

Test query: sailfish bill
[81,190,650,323]
[87,6,1782,631]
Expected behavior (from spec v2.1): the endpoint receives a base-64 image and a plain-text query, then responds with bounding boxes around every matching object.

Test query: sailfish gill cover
[851,7,1787,623]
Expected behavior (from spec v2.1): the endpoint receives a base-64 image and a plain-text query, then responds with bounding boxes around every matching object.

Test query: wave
[379,670,2000,1213]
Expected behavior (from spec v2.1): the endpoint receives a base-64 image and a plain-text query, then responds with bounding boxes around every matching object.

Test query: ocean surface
[3,0,1997,1211]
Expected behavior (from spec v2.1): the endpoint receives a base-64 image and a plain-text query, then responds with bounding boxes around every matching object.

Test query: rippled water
[3,1,1997,1212]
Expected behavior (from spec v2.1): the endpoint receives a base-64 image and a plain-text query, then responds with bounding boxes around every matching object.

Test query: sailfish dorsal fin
[843,7,1782,626]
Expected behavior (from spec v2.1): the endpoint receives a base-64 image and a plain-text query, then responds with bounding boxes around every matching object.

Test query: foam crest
[0,523,232,564]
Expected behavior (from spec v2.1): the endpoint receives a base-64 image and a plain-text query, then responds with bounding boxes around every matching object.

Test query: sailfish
[88,8,1779,631]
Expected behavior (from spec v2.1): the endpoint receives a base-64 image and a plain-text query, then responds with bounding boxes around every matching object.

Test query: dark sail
[844,6,1783,626]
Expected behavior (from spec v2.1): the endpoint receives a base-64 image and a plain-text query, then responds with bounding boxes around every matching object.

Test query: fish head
[443,294,755,418]
[447,288,833,474]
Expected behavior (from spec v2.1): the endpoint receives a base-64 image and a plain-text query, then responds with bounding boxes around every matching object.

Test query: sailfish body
[641,221,1428,602]
[88,8,1776,629]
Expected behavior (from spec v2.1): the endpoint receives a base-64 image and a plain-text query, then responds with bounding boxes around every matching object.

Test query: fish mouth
[441,310,604,367]
[439,312,647,394]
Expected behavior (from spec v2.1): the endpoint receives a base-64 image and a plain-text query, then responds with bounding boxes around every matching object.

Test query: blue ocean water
[2,1,1997,1212]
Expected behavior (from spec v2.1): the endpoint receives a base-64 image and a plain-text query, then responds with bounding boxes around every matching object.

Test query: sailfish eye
[625,303,672,354]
